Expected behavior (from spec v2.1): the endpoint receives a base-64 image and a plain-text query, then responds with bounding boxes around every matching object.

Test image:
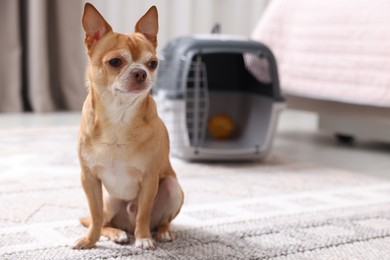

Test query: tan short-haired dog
[72,3,184,250]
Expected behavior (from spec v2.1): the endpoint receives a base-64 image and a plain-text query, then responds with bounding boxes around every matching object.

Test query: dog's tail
[79,216,91,227]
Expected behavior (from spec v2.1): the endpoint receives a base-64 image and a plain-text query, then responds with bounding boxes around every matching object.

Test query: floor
[0,109,389,179]
[274,109,390,179]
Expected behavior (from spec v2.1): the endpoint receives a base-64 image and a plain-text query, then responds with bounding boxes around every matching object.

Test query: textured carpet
[1,127,390,259]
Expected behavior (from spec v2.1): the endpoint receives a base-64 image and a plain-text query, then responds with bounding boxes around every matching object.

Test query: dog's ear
[82,3,112,50]
[135,6,159,48]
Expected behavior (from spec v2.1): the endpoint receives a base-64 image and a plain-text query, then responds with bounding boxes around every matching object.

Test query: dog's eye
[148,60,158,69]
[108,58,123,68]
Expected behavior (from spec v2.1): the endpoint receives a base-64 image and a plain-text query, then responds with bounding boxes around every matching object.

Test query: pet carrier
[154,35,284,161]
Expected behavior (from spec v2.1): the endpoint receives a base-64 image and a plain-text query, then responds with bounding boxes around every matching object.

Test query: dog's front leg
[134,173,159,250]
[72,168,103,249]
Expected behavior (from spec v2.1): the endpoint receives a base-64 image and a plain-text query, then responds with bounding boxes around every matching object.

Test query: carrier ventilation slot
[185,55,209,148]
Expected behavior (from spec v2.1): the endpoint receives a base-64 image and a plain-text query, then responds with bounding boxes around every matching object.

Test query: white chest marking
[98,163,142,201]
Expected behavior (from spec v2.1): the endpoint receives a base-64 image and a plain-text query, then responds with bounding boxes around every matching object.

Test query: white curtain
[0,0,23,112]
[0,0,85,113]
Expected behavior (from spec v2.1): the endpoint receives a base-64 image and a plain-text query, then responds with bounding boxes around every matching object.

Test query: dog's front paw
[135,238,156,250]
[72,236,97,249]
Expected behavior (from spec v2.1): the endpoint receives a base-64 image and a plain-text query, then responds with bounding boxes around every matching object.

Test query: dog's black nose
[131,68,147,83]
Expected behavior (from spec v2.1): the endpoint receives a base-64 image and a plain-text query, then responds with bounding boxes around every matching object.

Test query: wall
[85,0,269,52]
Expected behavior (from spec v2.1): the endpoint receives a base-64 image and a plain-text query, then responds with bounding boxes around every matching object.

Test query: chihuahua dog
[72,3,184,250]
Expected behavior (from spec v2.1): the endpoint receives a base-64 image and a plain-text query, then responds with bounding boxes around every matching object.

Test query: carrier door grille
[185,55,209,149]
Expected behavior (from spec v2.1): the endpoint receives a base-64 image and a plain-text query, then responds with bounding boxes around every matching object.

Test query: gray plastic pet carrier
[154,35,284,161]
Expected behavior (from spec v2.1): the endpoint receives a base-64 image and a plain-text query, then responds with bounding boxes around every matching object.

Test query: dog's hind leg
[79,191,129,245]
[151,176,184,242]
[79,216,129,244]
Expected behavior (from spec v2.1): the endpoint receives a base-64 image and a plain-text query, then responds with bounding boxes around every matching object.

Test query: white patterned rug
[1,127,390,259]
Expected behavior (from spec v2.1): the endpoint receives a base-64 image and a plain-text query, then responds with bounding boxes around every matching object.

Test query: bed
[250,0,390,142]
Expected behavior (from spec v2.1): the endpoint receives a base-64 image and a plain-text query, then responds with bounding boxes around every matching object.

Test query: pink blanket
[251,0,390,107]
